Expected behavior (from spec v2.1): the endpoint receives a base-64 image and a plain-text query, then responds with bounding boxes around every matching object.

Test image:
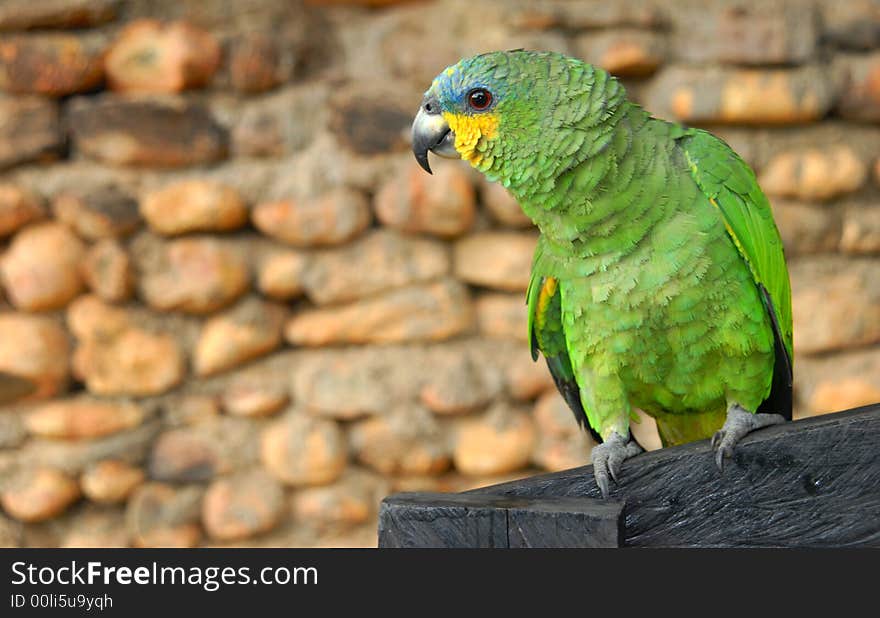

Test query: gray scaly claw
[712,404,786,472]
[591,432,643,498]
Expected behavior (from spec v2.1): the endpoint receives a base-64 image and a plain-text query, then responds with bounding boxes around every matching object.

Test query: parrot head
[411,50,616,180]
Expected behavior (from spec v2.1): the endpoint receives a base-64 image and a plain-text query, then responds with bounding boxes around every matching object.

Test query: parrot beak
[412,94,458,174]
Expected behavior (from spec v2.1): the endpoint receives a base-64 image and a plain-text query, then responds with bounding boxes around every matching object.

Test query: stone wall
[0,0,878,548]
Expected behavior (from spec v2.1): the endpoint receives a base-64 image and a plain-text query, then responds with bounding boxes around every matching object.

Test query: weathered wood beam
[378,404,880,547]
[378,493,624,548]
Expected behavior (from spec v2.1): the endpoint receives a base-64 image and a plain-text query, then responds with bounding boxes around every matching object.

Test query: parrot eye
[467,88,493,111]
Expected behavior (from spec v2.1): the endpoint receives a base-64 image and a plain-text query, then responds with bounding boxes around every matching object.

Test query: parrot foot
[591,432,643,498]
[711,404,786,471]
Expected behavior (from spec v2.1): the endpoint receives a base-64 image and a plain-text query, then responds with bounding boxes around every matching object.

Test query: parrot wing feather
[680,129,793,419]
[527,269,603,443]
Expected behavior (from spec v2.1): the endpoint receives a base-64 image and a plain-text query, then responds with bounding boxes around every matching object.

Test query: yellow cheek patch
[442,111,499,166]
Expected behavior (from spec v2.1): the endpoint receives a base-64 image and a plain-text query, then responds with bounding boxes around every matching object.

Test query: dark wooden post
[378,404,880,548]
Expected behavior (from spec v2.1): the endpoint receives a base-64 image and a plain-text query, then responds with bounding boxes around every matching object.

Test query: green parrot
[411,50,793,497]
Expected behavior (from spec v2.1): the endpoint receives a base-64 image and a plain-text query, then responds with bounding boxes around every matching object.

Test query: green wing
[527,267,602,442]
[680,129,793,414]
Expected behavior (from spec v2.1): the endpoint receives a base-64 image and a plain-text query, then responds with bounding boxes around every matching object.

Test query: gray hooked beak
[412,94,458,174]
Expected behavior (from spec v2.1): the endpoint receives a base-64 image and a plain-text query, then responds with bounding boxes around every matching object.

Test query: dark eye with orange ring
[467,88,492,111]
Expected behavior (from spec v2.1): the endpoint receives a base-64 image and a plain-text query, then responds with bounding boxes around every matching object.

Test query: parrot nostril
[425,102,433,112]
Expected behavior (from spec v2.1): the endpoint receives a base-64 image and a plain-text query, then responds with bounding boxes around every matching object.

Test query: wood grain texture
[378,405,880,547]
[378,493,624,548]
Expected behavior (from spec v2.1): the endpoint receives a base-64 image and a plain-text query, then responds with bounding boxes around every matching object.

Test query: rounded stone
[80,459,145,504]
[252,188,371,248]
[0,222,86,311]
[201,470,285,541]
[260,415,347,487]
[0,183,44,238]
[221,382,289,418]
[1,467,80,522]
[25,398,146,440]
[452,404,536,476]
[0,313,69,400]
[140,179,248,236]
[126,482,203,548]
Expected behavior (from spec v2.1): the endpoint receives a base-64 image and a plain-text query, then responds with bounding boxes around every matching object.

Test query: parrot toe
[591,432,643,498]
[712,404,786,471]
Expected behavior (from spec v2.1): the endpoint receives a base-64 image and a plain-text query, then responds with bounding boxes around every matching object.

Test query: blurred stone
[575,30,666,77]
[222,382,289,418]
[22,420,160,475]
[822,1,880,51]
[0,184,44,238]
[256,249,309,300]
[809,377,880,417]
[836,53,880,122]
[452,403,536,476]
[1,467,80,522]
[300,229,450,305]
[149,424,230,483]
[760,147,866,201]
[0,514,22,548]
[164,395,220,427]
[66,294,129,341]
[229,32,284,94]
[795,347,880,419]
[330,95,410,155]
[105,20,220,93]
[260,414,347,486]
[285,279,474,346]
[508,0,666,29]
[202,470,285,541]
[374,162,476,238]
[139,237,249,314]
[646,65,835,125]
[81,240,134,302]
[291,469,384,527]
[630,409,663,451]
[141,179,247,236]
[841,205,880,254]
[0,414,26,449]
[454,232,536,291]
[81,460,145,504]
[480,177,531,228]
[230,84,324,158]
[475,293,528,341]
[25,398,145,440]
[68,98,227,167]
[0,313,69,399]
[505,353,555,401]
[73,327,185,397]
[0,96,61,169]
[0,0,118,31]
[1,222,85,310]
[349,406,451,476]
[126,482,202,548]
[532,433,592,472]
[675,1,818,65]
[61,508,129,548]
[0,34,104,96]
[252,188,371,247]
[379,10,467,87]
[294,350,418,419]
[419,354,497,415]
[771,200,841,256]
[533,390,581,439]
[791,257,880,354]
[149,417,256,480]
[194,297,286,376]
[52,186,141,240]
